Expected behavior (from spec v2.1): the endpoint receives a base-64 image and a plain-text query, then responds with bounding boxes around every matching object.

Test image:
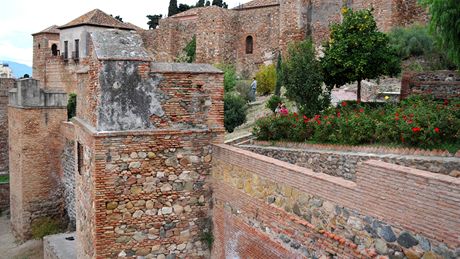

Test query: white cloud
[0,42,33,66]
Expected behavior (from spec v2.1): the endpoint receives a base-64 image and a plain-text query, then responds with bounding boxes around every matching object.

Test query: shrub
[0,175,8,183]
[234,80,252,103]
[266,95,284,114]
[215,64,236,92]
[31,217,63,239]
[388,25,456,70]
[284,39,330,117]
[255,64,276,95]
[253,113,314,142]
[67,93,77,120]
[224,93,247,133]
[253,96,460,150]
[183,35,196,63]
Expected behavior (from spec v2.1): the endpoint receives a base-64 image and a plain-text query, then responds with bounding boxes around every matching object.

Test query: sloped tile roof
[58,9,135,30]
[234,0,279,9]
[32,25,60,36]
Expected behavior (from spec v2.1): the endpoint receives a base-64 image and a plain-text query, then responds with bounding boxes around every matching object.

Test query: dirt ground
[0,212,43,259]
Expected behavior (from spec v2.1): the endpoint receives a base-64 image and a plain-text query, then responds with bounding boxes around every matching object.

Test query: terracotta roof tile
[32,25,60,36]
[58,9,134,30]
[233,0,279,9]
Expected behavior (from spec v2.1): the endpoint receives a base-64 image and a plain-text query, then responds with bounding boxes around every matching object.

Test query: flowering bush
[253,96,460,149]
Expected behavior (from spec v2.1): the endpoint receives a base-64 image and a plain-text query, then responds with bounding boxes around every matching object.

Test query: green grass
[0,175,9,183]
[31,217,63,239]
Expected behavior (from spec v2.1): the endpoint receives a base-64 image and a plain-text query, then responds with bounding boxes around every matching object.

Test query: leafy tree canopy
[146,14,162,29]
[419,0,460,67]
[284,40,330,117]
[321,8,401,102]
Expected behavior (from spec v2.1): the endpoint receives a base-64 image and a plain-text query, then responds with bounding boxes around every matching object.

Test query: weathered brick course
[212,144,460,258]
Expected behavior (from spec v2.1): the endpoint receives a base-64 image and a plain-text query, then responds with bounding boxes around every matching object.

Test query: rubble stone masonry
[212,144,460,258]
[74,51,224,257]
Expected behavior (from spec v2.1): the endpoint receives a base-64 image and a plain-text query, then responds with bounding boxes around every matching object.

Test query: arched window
[246,36,253,54]
[51,44,58,56]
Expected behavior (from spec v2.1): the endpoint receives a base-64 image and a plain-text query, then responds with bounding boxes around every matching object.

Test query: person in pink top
[279,103,289,116]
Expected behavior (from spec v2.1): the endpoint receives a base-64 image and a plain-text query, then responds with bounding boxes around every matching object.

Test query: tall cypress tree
[168,0,178,16]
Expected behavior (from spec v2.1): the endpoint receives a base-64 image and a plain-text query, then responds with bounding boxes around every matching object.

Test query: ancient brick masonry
[142,0,426,76]
[8,79,68,240]
[0,78,15,173]
[71,29,224,258]
[400,70,460,100]
[211,144,460,258]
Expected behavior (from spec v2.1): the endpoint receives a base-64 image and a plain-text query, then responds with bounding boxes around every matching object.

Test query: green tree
[168,0,178,16]
[183,36,196,63]
[196,0,205,7]
[255,64,276,95]
[178,3,192,13]
[215,64,237,92]
[67,93,77,120]
[212,0,227,8]
[224,93,247,133]
[419,0,460,67]
[275,52,283,96]
[321,8,401,102]
[146,14,162,29]
[284,39,330,117]
[205,1,211,6]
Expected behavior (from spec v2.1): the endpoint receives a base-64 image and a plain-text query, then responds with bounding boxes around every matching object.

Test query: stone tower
[8,79,67,239]
[32,25,60,83]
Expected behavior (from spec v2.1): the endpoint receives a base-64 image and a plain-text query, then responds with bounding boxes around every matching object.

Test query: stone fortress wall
[212,144,460,258]
[142,0,426,76]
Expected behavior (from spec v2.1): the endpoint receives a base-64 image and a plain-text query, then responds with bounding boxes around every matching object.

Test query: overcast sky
[0,0,251,66]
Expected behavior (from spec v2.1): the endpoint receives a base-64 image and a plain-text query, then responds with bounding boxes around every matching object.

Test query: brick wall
[8,106,67,240]
[0,78,15,173]
[74,59,224,257]
[241,144,460,181]
[0,182,9,212]
[212,144,460,258]
[33,33,60,83]
[401,70,460,100]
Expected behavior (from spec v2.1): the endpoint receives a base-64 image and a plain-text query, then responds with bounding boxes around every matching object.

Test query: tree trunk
[357,80,361,103]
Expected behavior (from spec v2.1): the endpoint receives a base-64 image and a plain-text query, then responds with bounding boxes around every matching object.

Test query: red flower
[314,115,321,120]
[444,99,449,105]
[434,127,440,133]
[407,120,413,124]
[341,101,347,107]
[303,115,307,119]
[337,112,341,118]
[409,113,414,118]
[395,112,399,117]
[412,127,421,133]
[293,112,298,117]
[359,108,364,113]
[316,120,321,125]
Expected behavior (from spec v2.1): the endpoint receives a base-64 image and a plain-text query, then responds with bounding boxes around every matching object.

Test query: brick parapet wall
[401,70,460,100]
[251,140,459,157]
[0,182,9,212]
[8,106,67,240]
[241,143,460,181]
[212,144,460,258]
[0,78,16,173]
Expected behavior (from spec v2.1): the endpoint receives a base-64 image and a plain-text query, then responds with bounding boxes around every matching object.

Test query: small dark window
[38,43,41,49]
[64,41,68,60]
[51,44,58,56]
[74,39,79,59]
[246,36,253,54]
[77,142,83,175]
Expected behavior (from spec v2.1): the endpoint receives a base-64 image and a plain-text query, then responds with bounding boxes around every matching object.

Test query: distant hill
[1,61,32,78]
